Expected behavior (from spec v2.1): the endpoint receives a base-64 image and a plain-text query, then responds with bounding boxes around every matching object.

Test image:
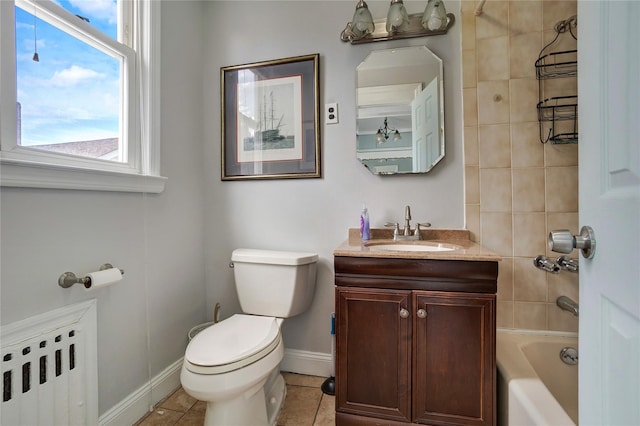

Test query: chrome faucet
[557,296,579,317]
[403,205,412,236]
[385,205,431,241]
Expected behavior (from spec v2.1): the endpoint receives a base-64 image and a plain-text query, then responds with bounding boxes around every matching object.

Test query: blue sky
[16,0,120,146]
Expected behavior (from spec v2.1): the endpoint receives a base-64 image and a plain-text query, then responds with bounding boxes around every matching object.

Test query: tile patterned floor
[134,373,335,426]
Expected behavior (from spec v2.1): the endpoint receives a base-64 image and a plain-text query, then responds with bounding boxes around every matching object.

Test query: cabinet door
[412,292,495,426]
[336,287,412,423]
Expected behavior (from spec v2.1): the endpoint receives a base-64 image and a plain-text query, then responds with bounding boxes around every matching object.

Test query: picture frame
[221,54,321,180]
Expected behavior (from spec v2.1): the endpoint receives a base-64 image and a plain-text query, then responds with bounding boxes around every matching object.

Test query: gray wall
[0,0,463,416]
[0,2,206,414]
[202,1,464,354]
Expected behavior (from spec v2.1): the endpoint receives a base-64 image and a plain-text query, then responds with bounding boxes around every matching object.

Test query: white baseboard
[280,349,333,378]
[98,349,331,426]
[98,358,183,426]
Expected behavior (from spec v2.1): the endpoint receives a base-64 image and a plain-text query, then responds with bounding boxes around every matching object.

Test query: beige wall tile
[548,271,579,302]
[463,88,479,126]
[541,29,577,59]
[545,142,578,166]
[542,76,577,99]
[548,305,578,332]
[542,0,577,32]
[461,0,477,14]
[547,120,578,143]
[510,1,543,35]
[480,212,513,256]
[465,203,481,242]
[546,166,578,212]
[510,32,542,79]
[465,166,480,204]
[548,145,580,167]
[479,124,511,168]
[463,49,477,88]
[511,122,544,167]
[514,302,547,329]
[478,80,510,125]
[497,257,514,301]
[460,0,580,333]
[480,168,512,212]
[514,256,548,301]
[464,125,479,165]
[513,213,546,256]
[476,1,509,39]
[512,168,545,212]
[477,36,509,81]
[509,78,538,123]
[461,10,477,51]
[546,212,579,233]
[497,301,514,328]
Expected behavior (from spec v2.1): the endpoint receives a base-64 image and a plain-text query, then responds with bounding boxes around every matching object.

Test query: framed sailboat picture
[221,54,321,180]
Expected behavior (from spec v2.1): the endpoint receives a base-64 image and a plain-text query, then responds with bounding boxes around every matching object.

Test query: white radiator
[1,300,98,425]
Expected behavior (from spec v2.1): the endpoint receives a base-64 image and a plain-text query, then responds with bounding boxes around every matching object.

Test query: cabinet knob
[417,309,427,318]
[400,308,409,318]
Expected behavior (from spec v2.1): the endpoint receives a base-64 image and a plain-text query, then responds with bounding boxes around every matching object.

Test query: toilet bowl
[180,315,286,425]
[180,249,318,426]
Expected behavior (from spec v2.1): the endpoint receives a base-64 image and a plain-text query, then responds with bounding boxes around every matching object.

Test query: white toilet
[180,248,318,426]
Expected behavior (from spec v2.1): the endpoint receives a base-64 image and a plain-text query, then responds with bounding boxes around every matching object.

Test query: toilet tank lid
[231,248,318,265]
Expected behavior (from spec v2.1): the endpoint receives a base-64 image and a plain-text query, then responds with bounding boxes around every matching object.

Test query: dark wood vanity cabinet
[334,256,498,426]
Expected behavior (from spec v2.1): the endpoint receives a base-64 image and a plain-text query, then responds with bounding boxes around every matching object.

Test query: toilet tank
[231,249,319,318]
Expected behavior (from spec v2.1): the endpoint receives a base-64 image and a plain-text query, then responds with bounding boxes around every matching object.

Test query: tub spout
[557,296,579,317]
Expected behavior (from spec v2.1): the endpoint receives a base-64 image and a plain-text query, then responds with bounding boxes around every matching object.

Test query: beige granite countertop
[333,228,501,262]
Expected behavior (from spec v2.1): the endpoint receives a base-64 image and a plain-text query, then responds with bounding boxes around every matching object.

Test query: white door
[578,1,640,425]
[411,77,438,172]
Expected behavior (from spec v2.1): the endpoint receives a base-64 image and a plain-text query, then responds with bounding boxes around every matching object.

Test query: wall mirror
[356,46,444,175]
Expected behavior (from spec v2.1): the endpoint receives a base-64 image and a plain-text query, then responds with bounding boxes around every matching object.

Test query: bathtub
[496,329,578,426]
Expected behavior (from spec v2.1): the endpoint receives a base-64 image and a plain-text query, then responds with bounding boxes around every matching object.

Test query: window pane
[15,6,122,161]
[54,0,117,40]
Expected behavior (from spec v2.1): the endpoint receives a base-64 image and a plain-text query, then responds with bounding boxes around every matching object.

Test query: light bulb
[422,0,448,31]
[386,0,409,32]
[352,1,374,35]
[427,15,443,30]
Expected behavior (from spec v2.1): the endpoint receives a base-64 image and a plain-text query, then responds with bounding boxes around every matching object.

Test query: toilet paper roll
[85,268,122,290]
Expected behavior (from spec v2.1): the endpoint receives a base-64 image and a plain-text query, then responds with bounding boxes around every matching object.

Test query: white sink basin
[366,242,461,252]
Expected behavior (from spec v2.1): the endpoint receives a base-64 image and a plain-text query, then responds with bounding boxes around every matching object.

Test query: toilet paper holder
[58,263,125,289]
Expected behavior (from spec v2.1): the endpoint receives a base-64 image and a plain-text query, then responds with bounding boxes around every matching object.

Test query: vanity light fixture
[376,118,401,144]
[422,0,448,31]
[340,0,455,44]
[386,0,409,33]
[340,0,375,42]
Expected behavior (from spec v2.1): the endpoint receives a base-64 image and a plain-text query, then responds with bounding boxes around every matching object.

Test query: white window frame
[0,0,165,193]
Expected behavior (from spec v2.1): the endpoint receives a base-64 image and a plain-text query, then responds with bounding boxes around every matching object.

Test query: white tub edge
[509,378,575,426]
[497,329,578,426]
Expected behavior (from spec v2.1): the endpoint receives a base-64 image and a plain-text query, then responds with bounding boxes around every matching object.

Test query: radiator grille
[1,300,98,425]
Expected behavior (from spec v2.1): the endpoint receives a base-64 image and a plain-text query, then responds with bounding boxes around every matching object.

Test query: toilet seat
[184,314,281,375]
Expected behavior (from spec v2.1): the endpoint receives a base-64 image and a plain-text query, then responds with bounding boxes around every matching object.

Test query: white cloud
[68,0,117,24]
[50,65,105,86]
